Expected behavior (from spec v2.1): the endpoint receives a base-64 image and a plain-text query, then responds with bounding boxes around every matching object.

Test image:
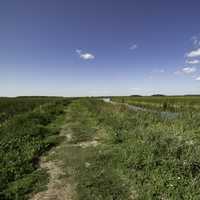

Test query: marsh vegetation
[1,96,200,199]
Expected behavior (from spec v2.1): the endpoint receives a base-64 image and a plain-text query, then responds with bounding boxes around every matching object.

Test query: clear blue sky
[1,0,200,96]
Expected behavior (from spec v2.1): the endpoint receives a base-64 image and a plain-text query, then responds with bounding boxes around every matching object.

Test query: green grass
[2,97,200,199]
[66,100,99,143]
[58,99,200,199]
[0,100,71,200]
[112,96,200,112]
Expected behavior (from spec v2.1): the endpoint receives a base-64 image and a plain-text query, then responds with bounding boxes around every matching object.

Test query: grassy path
[30,98,200,199]
[30,109,76,200]
[30,100,103,200]
[30,99,137,200]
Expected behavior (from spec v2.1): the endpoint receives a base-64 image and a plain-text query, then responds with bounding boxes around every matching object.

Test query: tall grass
[68,99,200,199]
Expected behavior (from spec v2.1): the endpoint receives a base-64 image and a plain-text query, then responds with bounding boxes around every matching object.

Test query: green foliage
[0,99,71,199]
[0,97,50,124]
[77,150,130,200]
[67,100,98,143]
[67,99,200,199]
[3,170,48,200]
[2,97,200,199]
[112,96,200,112]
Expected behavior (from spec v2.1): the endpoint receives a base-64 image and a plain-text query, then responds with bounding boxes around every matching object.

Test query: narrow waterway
[103,98,179,119]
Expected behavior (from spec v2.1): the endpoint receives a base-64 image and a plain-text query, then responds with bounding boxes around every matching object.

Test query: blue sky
[1,0,200,96]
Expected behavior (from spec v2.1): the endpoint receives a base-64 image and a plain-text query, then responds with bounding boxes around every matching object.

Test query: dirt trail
[30,156,74,200]
[30,116,76,200]
[30,113,99,200]
[65,134,99,148]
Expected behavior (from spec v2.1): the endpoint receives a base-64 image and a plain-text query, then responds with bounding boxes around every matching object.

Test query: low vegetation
[0,97,64,124]
[0,98,71,199]
[112,96,200,112]
[63,99,200,199]
[1,96,200,199]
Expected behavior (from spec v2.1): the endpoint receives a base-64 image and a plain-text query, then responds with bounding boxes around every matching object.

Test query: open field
[112,96,200,112]
[1,1,199,199]
[1,96,200,199]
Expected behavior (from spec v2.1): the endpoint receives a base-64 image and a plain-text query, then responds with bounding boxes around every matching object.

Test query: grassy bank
[61,99,200,199]
[112,96,200,112]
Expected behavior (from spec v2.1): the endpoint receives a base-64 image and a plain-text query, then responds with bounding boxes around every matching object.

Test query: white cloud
[195,76,200,81]
[76,49,82,54]
[80,53,95,60]
[191,36,198,45]
[175,67,197,75]
[186,59,200,64]
[182,67,196,74]
[186,48,200,58]
[191,35,200,47]
[76,49,95,60]
[130,44,138,50]
[175,36,200,79]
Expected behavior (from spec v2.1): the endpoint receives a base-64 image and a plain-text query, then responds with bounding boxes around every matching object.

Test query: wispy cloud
[76,49,95,60]
[181,67,196,74]
[76,49,82,54]
[186,59,200,64]
[174,36,200,79]
[186,48,200,58]
[191,35,200,46]
[175,67,197,75]
[129,44,138,50]
[192,36,199,45]
[195,76,200,81]
[174,71,181,75]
